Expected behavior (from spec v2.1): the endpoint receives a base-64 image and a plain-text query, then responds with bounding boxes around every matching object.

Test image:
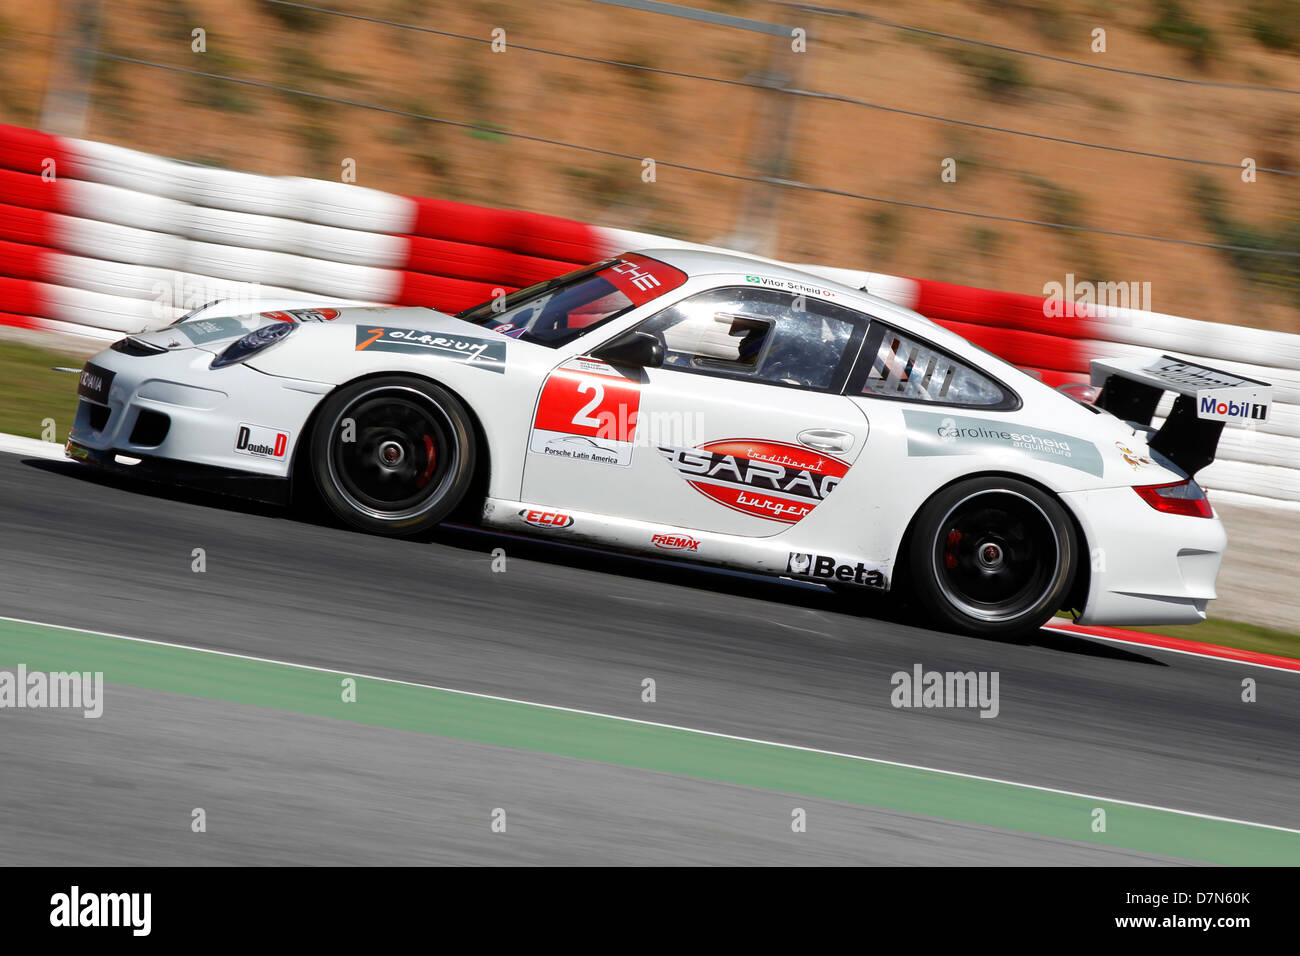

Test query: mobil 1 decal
[530,358,641,466]
[657,439,849,524]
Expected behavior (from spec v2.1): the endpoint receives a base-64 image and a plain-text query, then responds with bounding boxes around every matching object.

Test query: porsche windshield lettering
[459,254,687,348]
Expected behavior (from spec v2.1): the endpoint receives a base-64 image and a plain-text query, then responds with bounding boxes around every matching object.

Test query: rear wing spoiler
[1090,355,1272,477]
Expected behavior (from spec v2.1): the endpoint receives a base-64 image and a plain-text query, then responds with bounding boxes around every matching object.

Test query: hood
[129,305,447,354]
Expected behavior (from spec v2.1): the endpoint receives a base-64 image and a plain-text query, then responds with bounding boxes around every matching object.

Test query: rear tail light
[1133,480,1213,518]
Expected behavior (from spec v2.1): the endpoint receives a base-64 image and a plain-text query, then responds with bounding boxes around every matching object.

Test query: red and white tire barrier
[0,123,606,335]
[0,122,1295,503]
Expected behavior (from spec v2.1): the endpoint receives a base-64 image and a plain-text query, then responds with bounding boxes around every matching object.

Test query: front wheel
[310,376,476,536]
[908,477,1077,639]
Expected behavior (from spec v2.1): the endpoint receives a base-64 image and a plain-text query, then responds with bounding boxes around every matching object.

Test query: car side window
[857,323,1011,407]
[633,287,864,392]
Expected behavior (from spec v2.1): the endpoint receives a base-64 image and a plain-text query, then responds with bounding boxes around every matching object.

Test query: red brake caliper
[944,529,962,569]
[417,434,437,488]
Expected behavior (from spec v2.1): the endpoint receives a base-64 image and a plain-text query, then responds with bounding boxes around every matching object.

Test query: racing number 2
[534,367,641,443]
[572,379,605,429]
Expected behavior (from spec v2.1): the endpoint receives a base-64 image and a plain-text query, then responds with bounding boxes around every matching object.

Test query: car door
[521,283,873,538]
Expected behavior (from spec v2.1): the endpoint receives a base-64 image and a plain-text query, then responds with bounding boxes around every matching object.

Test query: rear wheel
[908,477,1076,638]
[310,376,476,536]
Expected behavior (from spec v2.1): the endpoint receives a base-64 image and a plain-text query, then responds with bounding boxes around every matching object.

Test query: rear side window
[854,324,1014,408]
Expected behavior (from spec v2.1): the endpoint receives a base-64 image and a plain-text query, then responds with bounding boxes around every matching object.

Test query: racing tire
[908,477,1077,639]
[310,376,476,536]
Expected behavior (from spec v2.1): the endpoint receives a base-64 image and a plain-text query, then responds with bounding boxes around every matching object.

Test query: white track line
[0,433,66,461]
[3,613,1298,837]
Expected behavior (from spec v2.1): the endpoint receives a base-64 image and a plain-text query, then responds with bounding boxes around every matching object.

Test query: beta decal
[234,423,289,459]
[657,439,850,524]
[787,552,887,589]
[262,308,341,323]
[529,359,642,467]
[651,533,700,551]
[519,508,574,529]
[354,327,506,373]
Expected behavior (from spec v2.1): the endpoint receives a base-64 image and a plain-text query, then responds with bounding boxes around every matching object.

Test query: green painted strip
[2,619,1297,865]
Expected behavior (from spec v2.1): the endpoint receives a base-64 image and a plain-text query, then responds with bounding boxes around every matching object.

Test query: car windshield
[457,254,688,348]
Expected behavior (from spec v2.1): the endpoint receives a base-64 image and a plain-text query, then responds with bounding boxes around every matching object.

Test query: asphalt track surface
[1,450,1297,865]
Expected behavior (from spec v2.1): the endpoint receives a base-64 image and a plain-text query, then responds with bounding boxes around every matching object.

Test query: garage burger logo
[657,439,850,524]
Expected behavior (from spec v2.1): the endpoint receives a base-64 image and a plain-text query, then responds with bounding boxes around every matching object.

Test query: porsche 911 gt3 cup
[66,249,1271,637]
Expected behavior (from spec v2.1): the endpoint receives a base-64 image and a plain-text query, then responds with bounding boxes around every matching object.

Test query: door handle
[797,428,855,454]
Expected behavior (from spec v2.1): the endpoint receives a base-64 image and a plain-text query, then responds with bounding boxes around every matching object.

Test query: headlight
[210,322,296,369]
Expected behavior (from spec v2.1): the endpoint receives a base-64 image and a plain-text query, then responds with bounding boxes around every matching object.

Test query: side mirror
[590,331,664,370]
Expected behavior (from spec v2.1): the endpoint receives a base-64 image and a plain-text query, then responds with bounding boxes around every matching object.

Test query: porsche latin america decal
[355,327,506,373]
[903,410,1103,476]
[530,358,641,467]
[658,439,849,524]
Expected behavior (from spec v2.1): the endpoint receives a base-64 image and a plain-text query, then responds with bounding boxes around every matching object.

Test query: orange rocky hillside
[3,0,1298,330]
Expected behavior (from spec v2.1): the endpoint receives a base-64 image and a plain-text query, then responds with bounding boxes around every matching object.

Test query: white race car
[66,250,1272,637]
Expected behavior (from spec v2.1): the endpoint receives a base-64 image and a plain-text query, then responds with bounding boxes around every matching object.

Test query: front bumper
[65,345,330,497]
[1061,485,1227,626]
